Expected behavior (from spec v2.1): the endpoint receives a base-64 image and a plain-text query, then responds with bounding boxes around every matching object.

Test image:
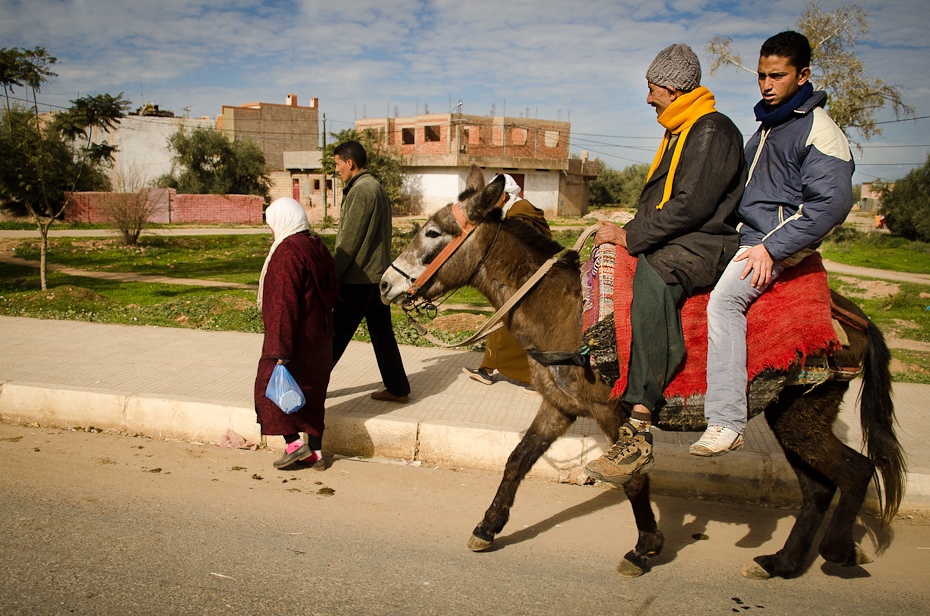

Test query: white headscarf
[257,197,309,308]
[499,174,522,215]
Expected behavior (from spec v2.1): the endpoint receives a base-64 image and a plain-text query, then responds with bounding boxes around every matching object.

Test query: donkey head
[380,165,504,305]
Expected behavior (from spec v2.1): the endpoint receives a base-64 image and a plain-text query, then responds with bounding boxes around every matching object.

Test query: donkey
[380,166,905,579]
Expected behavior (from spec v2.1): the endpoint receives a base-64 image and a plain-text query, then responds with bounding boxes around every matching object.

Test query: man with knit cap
[584,44,746,485]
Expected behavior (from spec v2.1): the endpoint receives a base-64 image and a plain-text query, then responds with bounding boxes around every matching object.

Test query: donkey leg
[615,473,664,577]
[746,450,837,579]
[817,444,875,567]
[776,382,874,567]
[746,389,843,579]
[468,403,573,552]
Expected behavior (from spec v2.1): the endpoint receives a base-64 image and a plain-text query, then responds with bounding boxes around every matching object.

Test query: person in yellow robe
[462,174,550,389]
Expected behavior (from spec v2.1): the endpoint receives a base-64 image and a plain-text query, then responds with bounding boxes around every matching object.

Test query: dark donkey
[380,166,906,579]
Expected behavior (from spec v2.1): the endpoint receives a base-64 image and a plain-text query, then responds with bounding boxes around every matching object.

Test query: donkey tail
[859,320,906,525]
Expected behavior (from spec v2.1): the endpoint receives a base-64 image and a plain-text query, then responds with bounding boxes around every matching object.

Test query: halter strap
[407,203,477,296]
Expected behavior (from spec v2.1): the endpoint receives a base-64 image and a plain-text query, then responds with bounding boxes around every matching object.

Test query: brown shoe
[370,389,409,404]
[584,423,654,484]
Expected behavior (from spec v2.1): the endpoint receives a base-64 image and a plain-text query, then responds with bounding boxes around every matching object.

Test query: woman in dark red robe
[254,198,339,469]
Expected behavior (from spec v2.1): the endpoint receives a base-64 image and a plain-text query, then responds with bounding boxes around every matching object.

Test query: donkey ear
[463,172,504,222]
[464,164,485,193]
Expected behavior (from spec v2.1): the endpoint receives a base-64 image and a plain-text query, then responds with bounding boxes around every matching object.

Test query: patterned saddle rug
[581,246,860,431]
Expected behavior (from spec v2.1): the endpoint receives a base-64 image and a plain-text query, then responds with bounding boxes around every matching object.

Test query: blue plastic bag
[265,364,305,414]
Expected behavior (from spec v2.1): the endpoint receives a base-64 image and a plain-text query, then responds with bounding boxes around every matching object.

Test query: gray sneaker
[273,440,312,469]
[584,423,654,484]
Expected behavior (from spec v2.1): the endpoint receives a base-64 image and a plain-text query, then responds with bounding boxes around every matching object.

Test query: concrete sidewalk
[0,316,927,514]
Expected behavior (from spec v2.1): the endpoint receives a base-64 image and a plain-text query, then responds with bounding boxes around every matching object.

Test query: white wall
[99,115,215,189]
[523,171,559,215]
[406,167,560,217]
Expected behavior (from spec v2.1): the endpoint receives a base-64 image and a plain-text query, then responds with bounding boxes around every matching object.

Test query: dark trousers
[332,283,410,396]
[621,257,686,413]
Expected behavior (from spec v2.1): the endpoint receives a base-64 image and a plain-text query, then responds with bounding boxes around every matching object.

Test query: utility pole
[321,113,327,218]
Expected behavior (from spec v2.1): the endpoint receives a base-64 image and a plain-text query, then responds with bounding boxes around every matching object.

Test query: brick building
[355,112,599,217]
[218,95,336,219]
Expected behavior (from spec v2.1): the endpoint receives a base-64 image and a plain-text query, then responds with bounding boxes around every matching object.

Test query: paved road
[2,422,928,616]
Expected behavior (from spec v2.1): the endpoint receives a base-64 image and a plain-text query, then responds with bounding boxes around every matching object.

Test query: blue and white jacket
[738,86,855,263]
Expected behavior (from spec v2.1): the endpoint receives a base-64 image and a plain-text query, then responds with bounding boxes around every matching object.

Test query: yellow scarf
[645,86,717,209]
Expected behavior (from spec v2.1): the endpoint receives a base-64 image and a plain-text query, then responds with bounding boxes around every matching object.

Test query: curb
[3,381,928,514]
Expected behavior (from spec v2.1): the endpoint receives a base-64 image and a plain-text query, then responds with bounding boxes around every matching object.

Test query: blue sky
[2,0,928,184]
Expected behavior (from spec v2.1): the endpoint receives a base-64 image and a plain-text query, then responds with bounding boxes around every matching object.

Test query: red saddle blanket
[582,247,839,400]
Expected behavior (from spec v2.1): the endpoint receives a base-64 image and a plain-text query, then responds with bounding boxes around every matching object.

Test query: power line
[855,162,925,166]
[853,115,930,127]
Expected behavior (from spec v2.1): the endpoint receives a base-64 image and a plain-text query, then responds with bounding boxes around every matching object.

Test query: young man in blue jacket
[692,31,855,456]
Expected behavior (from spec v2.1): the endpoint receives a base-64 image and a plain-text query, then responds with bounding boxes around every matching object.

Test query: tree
[157,127,270,198]
[0,46,56,117]
[877,155,930,242]
[100,162,163,246]
[0,48,25,114]
[588,162,649,207]
[0,47,128,289]
[706,1,914,142]
[323,128,413,214]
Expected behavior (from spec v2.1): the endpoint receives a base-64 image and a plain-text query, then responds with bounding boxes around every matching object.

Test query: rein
[401,219,600,349]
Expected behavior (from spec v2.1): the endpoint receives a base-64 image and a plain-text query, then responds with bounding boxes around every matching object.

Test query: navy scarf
[753,82,814,127]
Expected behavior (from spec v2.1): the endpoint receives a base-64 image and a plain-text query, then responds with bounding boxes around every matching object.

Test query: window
[401,127,415,145]
[545,130,560,147]
[424,125,441,142]
[313,179,320,191]
[492,125,503,145]
[512,127,527,145]
[363,127,385,143]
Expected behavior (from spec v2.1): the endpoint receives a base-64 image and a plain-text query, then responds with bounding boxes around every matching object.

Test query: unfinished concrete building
[355,112,598,217]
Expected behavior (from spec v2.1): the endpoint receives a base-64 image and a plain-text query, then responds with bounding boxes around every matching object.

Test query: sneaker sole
[462,367,493,385]
[689,441,744,457]
[583,458,654,485]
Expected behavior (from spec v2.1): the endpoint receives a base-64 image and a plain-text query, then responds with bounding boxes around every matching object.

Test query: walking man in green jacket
[331,140,411,403]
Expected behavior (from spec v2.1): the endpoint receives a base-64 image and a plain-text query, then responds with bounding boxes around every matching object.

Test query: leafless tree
[99,163,164,246]
[706,2,914,143]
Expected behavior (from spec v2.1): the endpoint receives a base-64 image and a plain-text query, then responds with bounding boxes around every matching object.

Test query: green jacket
[334,171,393,284]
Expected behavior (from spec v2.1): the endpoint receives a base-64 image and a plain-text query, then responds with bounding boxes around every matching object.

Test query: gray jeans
[704,247,785,433]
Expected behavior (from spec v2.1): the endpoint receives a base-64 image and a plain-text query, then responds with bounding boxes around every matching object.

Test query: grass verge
[3,225,930,380]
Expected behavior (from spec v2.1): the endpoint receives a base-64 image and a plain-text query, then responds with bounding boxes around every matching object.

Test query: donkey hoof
[615,558,645,578]
[741,561,772,580]
[848,543,873,567]
[467,534,493,552]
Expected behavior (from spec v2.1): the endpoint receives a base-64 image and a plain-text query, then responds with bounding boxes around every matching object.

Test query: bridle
[390,202,507,346]
[389,202,478,300]
[389,198,600,349]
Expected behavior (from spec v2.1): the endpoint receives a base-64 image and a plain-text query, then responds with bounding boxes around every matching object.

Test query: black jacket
[624,112,746,296]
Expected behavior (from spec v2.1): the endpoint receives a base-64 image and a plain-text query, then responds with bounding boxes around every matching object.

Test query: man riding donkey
[584,44,746,484]
[692,31,855,456]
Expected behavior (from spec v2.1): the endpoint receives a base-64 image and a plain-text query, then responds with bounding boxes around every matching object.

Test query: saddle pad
[582,246,839,401]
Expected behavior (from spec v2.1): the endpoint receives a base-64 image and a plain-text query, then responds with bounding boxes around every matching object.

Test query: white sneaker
[689,425,744,457]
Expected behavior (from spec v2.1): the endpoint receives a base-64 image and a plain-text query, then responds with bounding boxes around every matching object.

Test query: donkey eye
[425,228,441,239]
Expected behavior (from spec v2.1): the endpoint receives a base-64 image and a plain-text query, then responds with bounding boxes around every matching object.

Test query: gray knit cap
[646,44,702,92]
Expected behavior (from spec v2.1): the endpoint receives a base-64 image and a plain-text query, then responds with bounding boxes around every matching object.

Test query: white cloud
[1,0,927,179]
